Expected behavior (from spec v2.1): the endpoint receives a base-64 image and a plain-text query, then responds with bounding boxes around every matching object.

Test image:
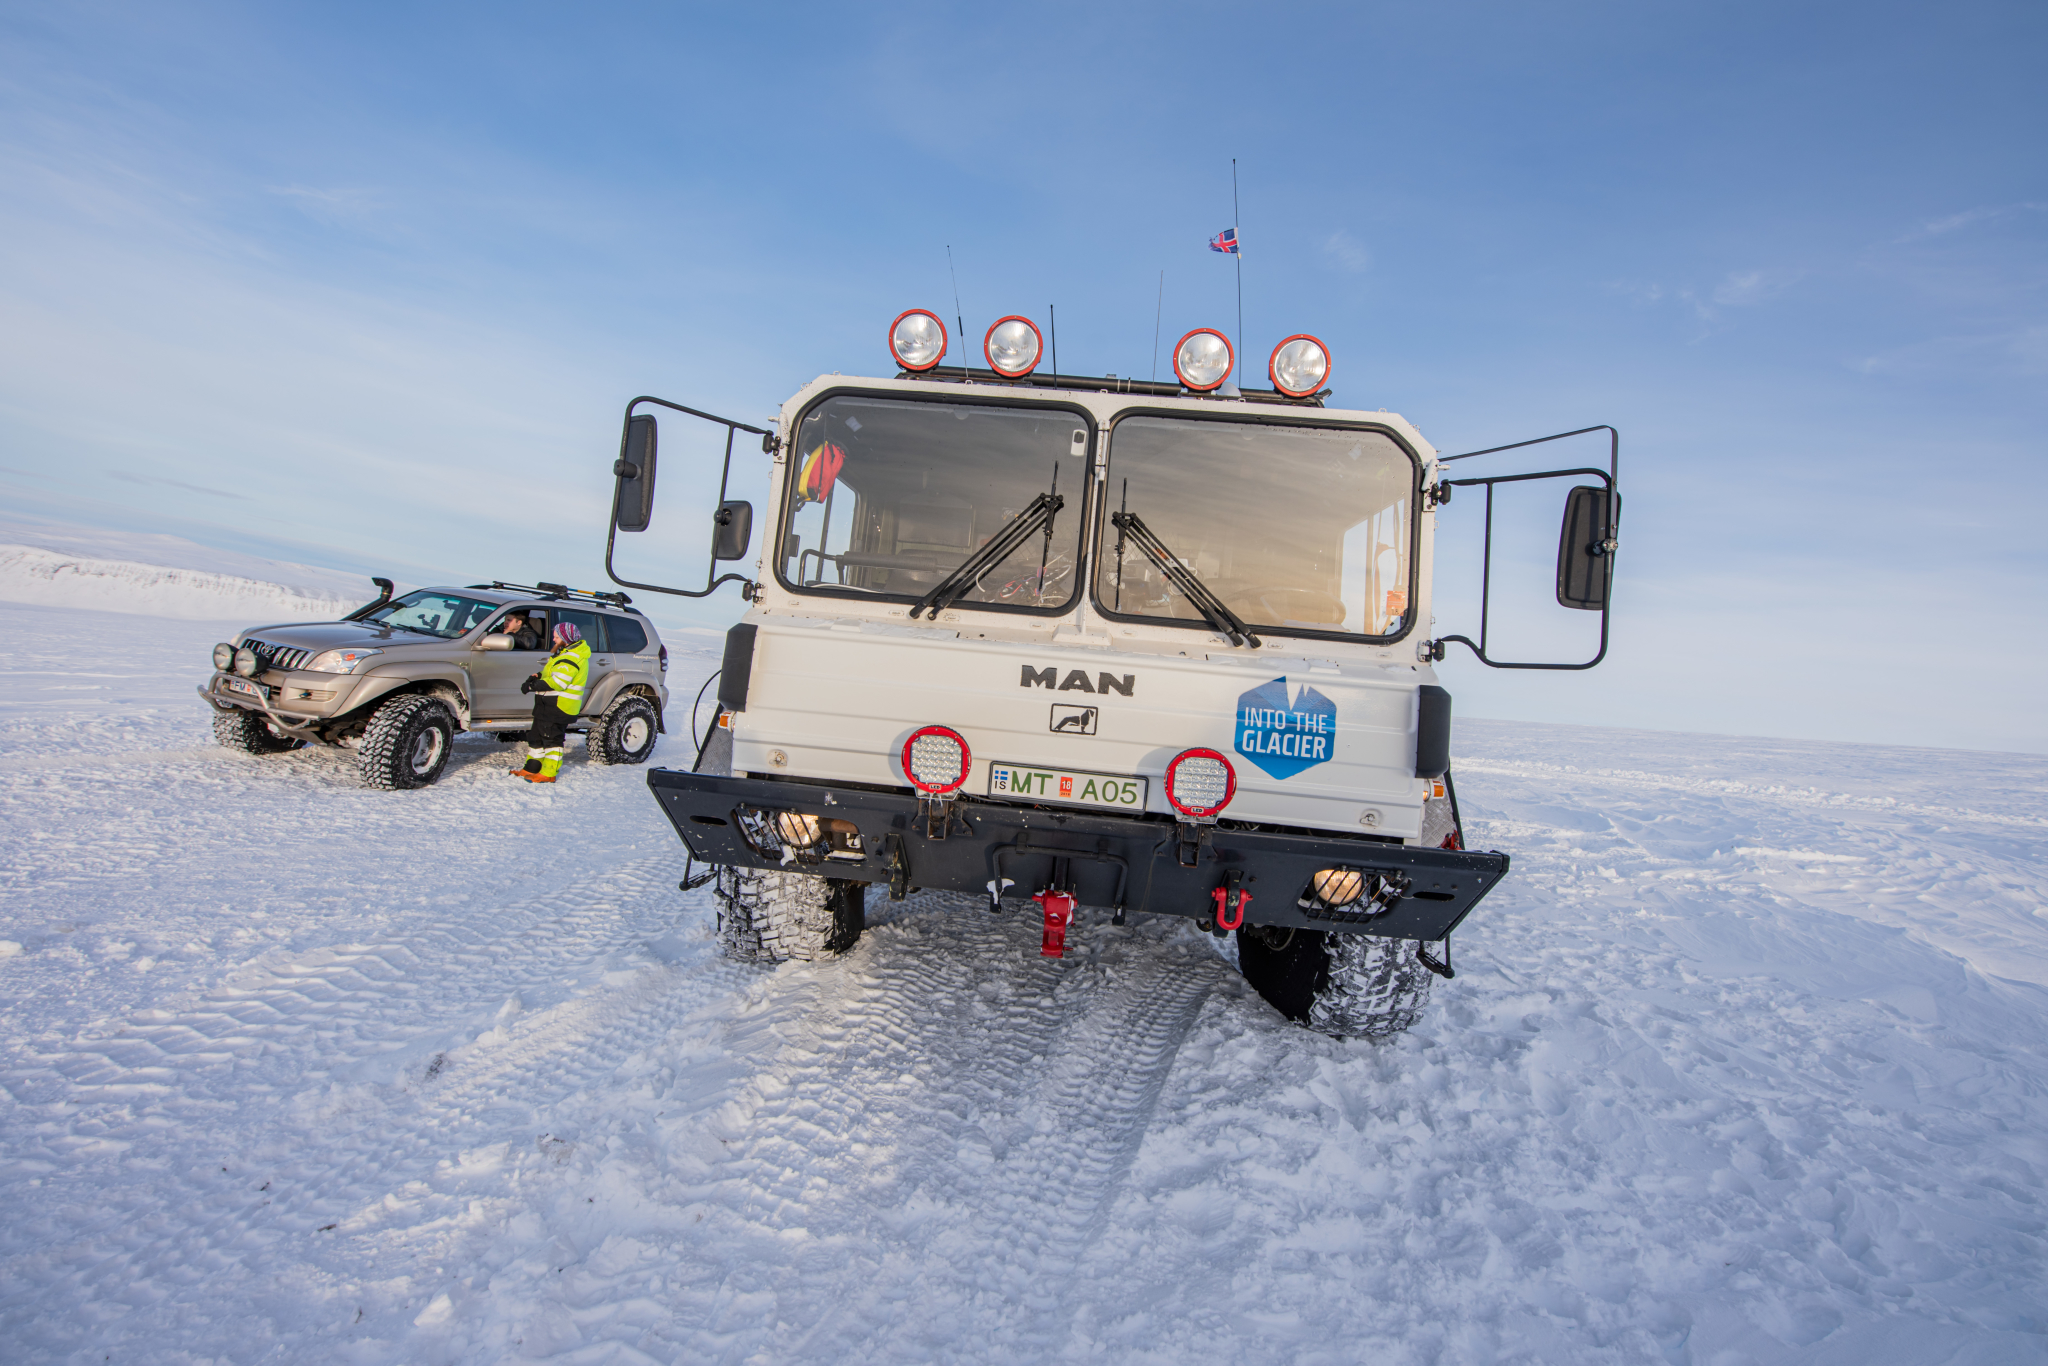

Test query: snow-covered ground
[2,595,2045,1365]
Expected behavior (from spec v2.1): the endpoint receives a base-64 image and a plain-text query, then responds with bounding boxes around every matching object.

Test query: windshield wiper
[910,490,1066,619]
[1109,512,1262,648]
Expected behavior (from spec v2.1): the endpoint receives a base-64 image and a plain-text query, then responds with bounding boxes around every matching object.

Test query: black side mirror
[712,500,753,560]
[1556,485,1619,610]
[613,415,658,532]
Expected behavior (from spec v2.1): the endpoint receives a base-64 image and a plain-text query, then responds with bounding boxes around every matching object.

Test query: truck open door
[1424,425,1621,670]
[604,396,770,602]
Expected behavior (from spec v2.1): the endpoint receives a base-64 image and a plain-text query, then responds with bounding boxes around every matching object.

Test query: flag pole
[1151,269,1164,382]
[1232,159,1242,385]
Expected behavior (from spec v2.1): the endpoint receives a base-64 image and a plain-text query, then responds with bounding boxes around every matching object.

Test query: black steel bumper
[646,769,1509,941]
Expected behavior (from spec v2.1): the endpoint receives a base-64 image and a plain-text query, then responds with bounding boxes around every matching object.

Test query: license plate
[222,677,263,698]
[987,762,1147,812]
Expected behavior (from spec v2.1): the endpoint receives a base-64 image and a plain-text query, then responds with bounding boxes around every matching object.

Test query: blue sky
[2,1,2043,749]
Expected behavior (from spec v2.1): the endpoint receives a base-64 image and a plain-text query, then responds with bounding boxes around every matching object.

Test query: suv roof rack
[468,581,638,611]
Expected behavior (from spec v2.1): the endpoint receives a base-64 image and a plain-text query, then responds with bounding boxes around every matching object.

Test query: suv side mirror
[713,500,753,561]
[613,415,658,532]
[1556,485,1618,610]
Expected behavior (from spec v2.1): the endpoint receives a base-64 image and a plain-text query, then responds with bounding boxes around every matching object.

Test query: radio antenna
[1151,269,1164,382]
[1231,159,1243,385]
[1049,303,1058,378]
[947,246,967,376]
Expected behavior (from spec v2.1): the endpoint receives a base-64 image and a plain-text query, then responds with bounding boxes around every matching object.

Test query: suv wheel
[357,694,456,790]
[715,868,865,962]
[1236,926,1432,1041]
[211,706,305,755]
[588,694,660,766]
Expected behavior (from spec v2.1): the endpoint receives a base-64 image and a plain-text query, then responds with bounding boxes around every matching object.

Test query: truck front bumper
[648,769,1509,942]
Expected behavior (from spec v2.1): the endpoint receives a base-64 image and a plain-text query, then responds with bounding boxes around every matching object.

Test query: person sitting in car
[493,611,542,651]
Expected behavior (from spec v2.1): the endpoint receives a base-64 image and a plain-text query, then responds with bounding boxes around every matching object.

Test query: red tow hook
[1211,874,1251,932]
[1033,888,1078,958]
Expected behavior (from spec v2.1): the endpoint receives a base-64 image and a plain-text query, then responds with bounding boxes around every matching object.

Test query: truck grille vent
[246,640,312,672]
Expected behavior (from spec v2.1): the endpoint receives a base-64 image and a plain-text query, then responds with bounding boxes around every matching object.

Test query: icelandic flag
[1209,227,1239,255]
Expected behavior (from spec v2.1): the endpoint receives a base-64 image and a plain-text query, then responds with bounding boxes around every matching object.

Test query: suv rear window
[604,616,648,654]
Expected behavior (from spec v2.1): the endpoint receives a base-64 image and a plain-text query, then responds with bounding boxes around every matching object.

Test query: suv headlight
[212,642,235,671]
[305,648,383,674]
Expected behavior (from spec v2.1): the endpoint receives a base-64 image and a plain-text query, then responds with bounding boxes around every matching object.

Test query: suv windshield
[778,394,1090,613]
[1095,417,1416,639]
[365,591,498,639]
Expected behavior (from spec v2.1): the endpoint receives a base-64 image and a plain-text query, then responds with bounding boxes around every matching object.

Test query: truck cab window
[777,394,1089,614]
[1095,417,1416,640]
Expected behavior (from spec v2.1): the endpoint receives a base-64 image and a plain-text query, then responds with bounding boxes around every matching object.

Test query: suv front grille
[246,639,312,672]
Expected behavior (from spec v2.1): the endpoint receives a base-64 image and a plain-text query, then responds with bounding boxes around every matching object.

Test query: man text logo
[1020,665,1134,696]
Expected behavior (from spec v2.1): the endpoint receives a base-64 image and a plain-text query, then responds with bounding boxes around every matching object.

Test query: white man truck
[608,313,1619,1039]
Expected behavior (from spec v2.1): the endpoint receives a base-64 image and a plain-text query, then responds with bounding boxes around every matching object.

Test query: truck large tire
[587,694,659,766]
[1237,927,1433,1042]
[715,868,865,963]
[357,694,455,790]
[212,706,305,755]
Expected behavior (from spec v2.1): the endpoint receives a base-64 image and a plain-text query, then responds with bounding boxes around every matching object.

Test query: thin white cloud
[1894,202,2045,244]
[1322,230,1370,273]
[107,470,244,500]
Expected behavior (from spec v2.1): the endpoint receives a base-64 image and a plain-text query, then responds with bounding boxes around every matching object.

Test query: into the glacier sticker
[1235,677,1336,780]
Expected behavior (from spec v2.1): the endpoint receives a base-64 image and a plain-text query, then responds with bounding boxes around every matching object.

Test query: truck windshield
[778,394,1090,613]
[1095,417,1416,639]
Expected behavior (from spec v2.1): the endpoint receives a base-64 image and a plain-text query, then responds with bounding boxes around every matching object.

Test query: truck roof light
[890,309,948,372]
[1164,747,1236,818]
[983,316,1043,378]
[902,725,972,795]
[1269,334,1330,398]
[1173,328,1233,392]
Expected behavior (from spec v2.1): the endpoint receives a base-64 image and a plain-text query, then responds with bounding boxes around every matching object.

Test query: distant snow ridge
[0,545,362,622]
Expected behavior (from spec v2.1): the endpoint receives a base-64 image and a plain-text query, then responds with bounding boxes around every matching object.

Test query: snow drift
[0,543,363,621]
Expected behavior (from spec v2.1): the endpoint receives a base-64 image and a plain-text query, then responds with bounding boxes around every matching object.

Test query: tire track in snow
[0,853,748,1348]
[663,894,1224,1363]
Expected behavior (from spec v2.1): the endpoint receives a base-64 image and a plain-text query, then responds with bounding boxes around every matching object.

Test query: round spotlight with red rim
[983,316,1043,378]
[889,309,949,372]
[1173,328,1234,392]
[1163,747,1237,819]
[1269,334,1330,398]
[902,725,972,795]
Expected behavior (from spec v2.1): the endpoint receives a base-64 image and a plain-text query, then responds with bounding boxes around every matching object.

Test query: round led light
[889,309,948,372]
[233,646,260,678]
[1173,329,1233,392]
[983,316,1043,378]
[902,724,972,795]
[1311,867,1365,908]
[1164,747,1237,819]
[213,642,235,672]
[1269,334,1330,398]
[776,810,823,848]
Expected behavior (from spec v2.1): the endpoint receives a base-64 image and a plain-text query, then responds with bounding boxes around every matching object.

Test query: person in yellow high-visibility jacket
[512,621,591,783]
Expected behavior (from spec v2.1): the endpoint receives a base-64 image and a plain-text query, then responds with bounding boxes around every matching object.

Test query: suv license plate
[987,762,1146,813]
[222,677,264,698]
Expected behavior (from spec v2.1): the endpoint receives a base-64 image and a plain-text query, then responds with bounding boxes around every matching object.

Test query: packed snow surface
[2,598,2045,1365]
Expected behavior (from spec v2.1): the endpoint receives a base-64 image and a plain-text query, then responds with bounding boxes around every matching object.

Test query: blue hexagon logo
[1235,677,1337,781]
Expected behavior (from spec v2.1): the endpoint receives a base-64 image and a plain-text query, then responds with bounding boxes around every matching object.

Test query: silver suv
[198,579,673,788]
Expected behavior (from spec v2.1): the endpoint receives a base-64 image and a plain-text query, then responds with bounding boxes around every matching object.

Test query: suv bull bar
[648,769,1510,942]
